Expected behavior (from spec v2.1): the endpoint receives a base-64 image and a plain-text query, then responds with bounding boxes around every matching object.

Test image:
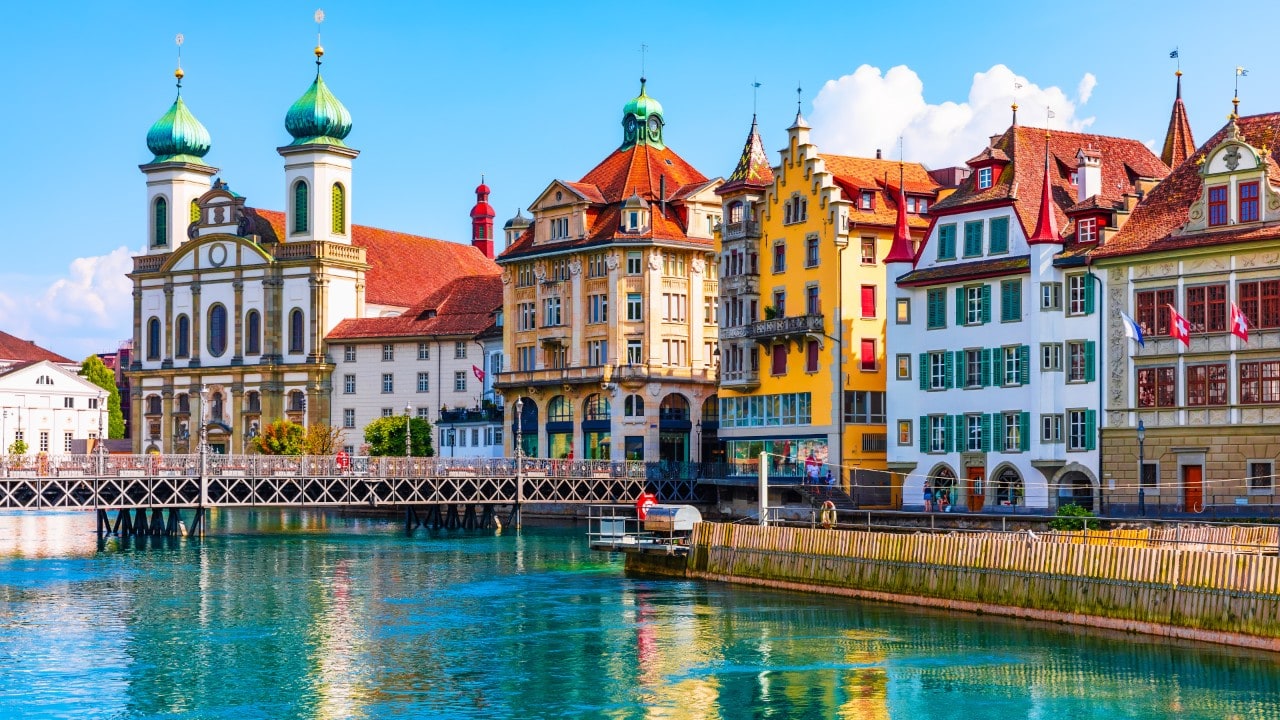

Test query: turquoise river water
[1,510,1279,719]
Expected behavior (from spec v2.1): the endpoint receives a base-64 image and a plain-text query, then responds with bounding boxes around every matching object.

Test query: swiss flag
[1231,303,1250,342]
[1168,304,1191,347]
[472,364,485,382]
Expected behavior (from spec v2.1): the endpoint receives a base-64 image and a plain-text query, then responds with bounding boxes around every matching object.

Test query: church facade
[127,49,497,454]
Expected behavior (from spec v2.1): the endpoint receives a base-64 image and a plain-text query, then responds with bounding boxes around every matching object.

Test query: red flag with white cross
[472,364,485,382]
[1168,304,1191,347]
[1231,302,1250,342]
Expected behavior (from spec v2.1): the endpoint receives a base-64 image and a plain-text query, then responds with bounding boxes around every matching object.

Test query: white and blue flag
[1120,311,1144,347]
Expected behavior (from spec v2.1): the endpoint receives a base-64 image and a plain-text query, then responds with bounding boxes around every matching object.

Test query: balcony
[722,220,761,241]
[494,366,608,389]
[612,364,718,388]
[272,241,368,265]
[719,368,760,390]
[744,314,825,342]
[132,254,168,273]
[439,406,504,424]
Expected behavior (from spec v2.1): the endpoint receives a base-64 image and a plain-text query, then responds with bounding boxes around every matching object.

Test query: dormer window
[1069,171,1079,186]
[860,191,874,211]
[1240,181,1260,222]
[977,167,993,189]
[1208,186,1228,226]
[621,193,650,233]
[628,211,642,230]
[549,217,570,240]
[1077,217,1097,244]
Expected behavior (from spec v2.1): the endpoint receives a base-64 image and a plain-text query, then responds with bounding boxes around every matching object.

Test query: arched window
[190,199,200,224]
[245,310,261,355]
[176,393,190,414]
[147,317,161,360]
[289,308,305,354]
[659,394,690,421]
[246,391,261,413]
[547,395,572,422]
[146,395,162,415]
[584,394,611,421]
[153,197,168,247]
[210,391,224,421]
[332,183,346,235]
[175,314,190,358]
[623,394,645,417]
[208,304,228,357]
[701,395,719,423]
[293,180,309,234]
[995,468,1024,507]
[288,391,306,412]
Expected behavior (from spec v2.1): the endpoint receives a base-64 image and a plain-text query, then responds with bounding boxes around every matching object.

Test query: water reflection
[0,510,1278,719]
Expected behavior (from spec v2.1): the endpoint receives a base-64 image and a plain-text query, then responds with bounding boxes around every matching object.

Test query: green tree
[363,416,434,457]
[79,355,125,439]
[250,419,306,455]
[303,424,346,455]
[8,438,27,455]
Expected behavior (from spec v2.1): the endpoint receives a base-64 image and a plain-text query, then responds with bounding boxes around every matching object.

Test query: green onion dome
[284,52,352,147]
[146,70,212,164]
[623,78,664,121]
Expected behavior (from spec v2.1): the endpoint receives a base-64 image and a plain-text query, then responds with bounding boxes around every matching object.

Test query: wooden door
[967,467,985,512]
[1183,465,1203,512]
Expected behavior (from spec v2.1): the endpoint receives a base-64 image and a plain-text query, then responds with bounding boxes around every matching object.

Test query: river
[0,509,1277,719]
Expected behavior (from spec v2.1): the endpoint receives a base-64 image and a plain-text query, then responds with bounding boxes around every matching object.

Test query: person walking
[923,480,933,512]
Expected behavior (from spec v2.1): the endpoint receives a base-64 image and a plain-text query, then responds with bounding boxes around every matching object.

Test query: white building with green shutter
[885,124,1168,512]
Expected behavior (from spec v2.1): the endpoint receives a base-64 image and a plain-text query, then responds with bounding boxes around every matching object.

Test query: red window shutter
[861,285,876,318]
[806,340,819,372]
[772,345,788,375]
[861,339,876,370]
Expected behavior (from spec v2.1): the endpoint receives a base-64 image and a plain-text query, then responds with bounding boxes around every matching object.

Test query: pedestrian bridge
[0,454,695,511]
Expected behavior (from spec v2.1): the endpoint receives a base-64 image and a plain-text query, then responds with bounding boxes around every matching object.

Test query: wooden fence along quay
[0,454,688,537]
[632,522,1280,651]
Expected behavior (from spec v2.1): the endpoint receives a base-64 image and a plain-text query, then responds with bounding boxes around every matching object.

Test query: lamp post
[199,385,210,507]
[404,403,413,469]
[96,391,107,476]
[514,397,524,460]
[513,395,524,531]
[1137,420,1146,516]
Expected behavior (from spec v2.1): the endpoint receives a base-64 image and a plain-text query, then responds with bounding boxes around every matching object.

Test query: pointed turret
[719,115,774,194]
[1160,71,1195,168]
[1027,132,1061,244]
[470,178,496,259]
[884,169,915,264]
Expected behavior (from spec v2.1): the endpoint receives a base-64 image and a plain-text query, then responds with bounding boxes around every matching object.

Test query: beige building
[494,80,723,461]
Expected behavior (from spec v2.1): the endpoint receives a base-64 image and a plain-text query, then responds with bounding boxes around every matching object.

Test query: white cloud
[810,64,1097,169]
[0,247,136,360]
[1077,72,1097,104]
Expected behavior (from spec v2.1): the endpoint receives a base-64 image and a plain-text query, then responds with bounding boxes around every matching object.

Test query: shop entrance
[967,467,985,511]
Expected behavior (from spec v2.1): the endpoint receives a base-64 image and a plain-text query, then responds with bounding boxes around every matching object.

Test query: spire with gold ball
[145,36,212,165]
[284,10,353,147]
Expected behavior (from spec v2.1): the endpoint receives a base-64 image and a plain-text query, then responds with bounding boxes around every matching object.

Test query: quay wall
[626,522,1280,651]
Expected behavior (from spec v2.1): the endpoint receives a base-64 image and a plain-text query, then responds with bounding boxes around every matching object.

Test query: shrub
[1049,502,1099,531]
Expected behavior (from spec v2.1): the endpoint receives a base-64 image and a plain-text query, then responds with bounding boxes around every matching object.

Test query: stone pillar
[131,287,143,370]
[569,260,584,367]
[161,387,174,453]
[690,252,706,368]
[190,282,203,367]
[232,279,244,364]
[229,384,244,454]
[162,284,174,366]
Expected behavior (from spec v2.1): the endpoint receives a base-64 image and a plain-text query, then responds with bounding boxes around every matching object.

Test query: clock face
[624,116,637,135]
[647,116,661,139]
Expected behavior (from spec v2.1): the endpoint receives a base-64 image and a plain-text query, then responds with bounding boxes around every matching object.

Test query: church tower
[470,179,496,259]
[278,41,358,244]
[140,63,216,254]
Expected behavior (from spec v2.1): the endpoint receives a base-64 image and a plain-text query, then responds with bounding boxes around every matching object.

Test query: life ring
[636,492,658,521]
[820,500,837,529]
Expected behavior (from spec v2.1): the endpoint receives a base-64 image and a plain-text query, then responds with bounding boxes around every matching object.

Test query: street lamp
[404,403,413,464]
[96,391,107,475]
[1137,420,1147,516]
[514,397,524,460]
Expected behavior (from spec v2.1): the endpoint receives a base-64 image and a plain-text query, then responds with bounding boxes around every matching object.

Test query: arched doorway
[993,466,1024,508]
[658,394,691,462]
[511,397,538,457]
[582,394,611,460]
[1057,470,1095,512]
[929,465,957,510]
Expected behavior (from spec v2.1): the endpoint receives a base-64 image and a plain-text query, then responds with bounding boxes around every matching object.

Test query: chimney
[1076,148,1102,204]
[659,174,666,218]
[875,149,882,159]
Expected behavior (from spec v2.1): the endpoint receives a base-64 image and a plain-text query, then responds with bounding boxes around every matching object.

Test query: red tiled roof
[1162,74,1196,169]
[499,140,714,260]
[896,255,1031,286]
[253,210,499,308]
[1094,113,1280,259]
[822,154,938,230]
[0,331,72,365]
[932,126,1169,244]
[326,274,503,340]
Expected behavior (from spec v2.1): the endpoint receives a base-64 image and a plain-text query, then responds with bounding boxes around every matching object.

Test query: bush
[1049,502,1099,531]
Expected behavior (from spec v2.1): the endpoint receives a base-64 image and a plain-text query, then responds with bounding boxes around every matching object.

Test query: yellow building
[715,111,939,495]
[493,80,724,461]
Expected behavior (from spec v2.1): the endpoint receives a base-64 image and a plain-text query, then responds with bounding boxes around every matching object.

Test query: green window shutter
[943,415,953,452]
[1085,410,1097,451]
[990,216,1009,253]
[955,288,965,326]
[293,181,309,233]
[955,350,967,386]
[1001,280,1021,322]
[1083,276,1096,315]
[980,413,992,452]
[1084,341,1096,383]
[1019,345,1031,385]
[992,348,1003,386]
[919,353,929,390]
[992,413,1004,450]
[938,225,955,259]
[981,348,992,387]
[919,416,929,453]
[964,221,983,256]
[1019,412,1031,451]
[956,415,967,452]
[154,197,168,247]
[981,284,992,324]
[943,350,954,389]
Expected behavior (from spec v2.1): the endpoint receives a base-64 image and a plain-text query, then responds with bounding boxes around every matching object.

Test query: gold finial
[314,9,325,65]
[1175,69,1183,77]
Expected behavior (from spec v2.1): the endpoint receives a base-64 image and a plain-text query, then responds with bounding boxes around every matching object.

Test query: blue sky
[0,0,1276,359]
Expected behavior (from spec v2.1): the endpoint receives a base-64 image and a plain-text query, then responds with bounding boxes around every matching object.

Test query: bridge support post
[133,508,148,536]
[188,507,204,537]
[759,451,769,527]
[96,509,110,537]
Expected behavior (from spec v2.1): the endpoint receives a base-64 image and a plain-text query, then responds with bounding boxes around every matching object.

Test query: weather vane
[640,43,648,81]
[752,79,761,116]
[795,82,802,114]
[174,33,185,90]
[314,9,325,66]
